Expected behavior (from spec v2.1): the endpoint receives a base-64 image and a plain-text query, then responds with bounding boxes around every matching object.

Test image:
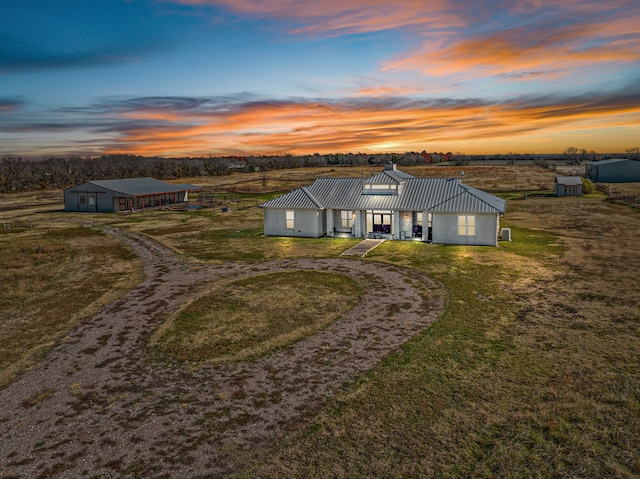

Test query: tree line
[1,148,638,193]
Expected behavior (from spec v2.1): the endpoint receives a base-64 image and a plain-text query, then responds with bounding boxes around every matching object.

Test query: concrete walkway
[341,238,386,256]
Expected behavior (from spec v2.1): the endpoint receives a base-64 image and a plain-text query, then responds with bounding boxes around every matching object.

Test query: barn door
[87,193,97,211]
[78,193,88,212]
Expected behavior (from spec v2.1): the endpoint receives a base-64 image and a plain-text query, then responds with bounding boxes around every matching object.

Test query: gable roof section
[260,186,325,209]
[555,176,583,185]
[366,169,415,184]
[262,173,505,214]
[430,184,506,213]
[67,177,200,197]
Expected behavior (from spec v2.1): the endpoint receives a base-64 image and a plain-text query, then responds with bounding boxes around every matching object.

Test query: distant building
[260,164,506,246]
[555,176,583,196]
[585,159,640,183]
[64,177,201,213]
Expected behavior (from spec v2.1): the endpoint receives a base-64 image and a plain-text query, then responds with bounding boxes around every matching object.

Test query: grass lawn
[237,196,640,478]
[1,166,638,477]
[149,270,364,363]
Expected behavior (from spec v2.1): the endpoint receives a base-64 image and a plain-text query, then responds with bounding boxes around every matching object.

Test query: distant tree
[564,146,578,163]
[452,152,468,166]
[626,147,640,160]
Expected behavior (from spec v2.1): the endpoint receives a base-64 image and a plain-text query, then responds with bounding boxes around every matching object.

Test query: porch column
[354,210,362,238]
[326,208,334,236]
[393,211,400,239]
[423,210,428,241]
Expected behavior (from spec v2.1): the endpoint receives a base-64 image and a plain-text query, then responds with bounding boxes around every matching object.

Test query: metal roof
[260,186,325,209]
[587,158,629,166]
[365,169,415,184]
[261,171,506,214]
[555,176,583,185]
[67,177,201,197]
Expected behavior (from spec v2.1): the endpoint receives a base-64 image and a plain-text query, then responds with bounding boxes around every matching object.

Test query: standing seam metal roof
[261,173,506,214]
[555,176,583,185]
[67,177,201,197]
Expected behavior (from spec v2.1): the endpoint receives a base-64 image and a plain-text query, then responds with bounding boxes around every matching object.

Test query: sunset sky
[1,0,639,157]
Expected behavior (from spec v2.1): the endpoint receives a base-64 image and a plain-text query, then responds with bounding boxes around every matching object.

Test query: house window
[458,215,476,236]
[341,210,353,228]
[286,210,294,229]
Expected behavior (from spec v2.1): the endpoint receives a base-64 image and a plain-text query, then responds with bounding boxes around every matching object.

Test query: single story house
[64,177,201,213]
[555,176,583,196]
[585,159,640,183]
[261,164,506,246]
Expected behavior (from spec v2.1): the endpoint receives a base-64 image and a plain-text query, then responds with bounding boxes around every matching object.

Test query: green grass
[150,271,365,363]
[2,183,638,478]
[0,224,141,388]
[239,212,640,478]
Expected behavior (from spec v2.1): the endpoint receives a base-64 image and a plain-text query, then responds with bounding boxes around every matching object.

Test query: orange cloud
[384,21,640,79]
[102,89,640,156]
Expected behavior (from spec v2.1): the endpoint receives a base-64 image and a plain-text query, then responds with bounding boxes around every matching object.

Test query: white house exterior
[261,165,506,246]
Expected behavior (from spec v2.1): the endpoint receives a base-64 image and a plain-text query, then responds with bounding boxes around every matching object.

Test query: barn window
[341,210,353,228]
[286,210,295,229]
[458,215,476,236]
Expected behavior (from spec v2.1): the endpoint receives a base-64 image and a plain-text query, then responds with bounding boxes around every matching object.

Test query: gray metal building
[585,159,640,183]
[261,164,506,246]
[64,177,201,213]
[555,176,583,196]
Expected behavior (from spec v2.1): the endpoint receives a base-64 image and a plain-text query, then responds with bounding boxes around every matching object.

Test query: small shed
[64,177,202,213]
[585,159,640,183]
[555,176,583,196]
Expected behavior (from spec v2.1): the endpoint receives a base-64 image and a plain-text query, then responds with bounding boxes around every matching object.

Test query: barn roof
[66,178,201,197]
[555,176,583,185]
[587,158,629,166]
[261,170,506,214]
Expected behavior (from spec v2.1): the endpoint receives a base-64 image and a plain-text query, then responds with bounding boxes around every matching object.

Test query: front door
[366,211,392,235]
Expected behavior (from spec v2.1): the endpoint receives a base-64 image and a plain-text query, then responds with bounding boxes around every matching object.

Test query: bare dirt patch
[0,228,445,478]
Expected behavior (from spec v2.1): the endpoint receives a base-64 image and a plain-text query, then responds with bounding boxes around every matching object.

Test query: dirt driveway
[0,228,445,478]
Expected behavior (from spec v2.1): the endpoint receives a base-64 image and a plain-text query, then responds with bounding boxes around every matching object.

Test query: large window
[286,210,295,229]
[458,215,476,236]
[341,210,353,228]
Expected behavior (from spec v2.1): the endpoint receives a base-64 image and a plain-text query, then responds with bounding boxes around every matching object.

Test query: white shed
[555,176,583,196]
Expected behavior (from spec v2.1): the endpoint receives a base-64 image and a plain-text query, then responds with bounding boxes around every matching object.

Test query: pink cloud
[101,88,640,156]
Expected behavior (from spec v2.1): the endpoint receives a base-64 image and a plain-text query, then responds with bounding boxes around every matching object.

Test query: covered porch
[327,208,431,241]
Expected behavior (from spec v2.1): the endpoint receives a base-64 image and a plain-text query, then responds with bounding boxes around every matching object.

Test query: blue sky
[1,0,639,157]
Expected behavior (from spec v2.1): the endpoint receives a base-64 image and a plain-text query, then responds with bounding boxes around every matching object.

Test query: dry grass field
[1,165,638,478]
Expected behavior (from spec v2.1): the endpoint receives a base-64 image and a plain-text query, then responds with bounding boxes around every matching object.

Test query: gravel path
[0,228,445,478]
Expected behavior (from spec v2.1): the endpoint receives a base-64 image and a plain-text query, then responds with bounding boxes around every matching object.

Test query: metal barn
[585,159,640,183]
[64,178,201,213]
